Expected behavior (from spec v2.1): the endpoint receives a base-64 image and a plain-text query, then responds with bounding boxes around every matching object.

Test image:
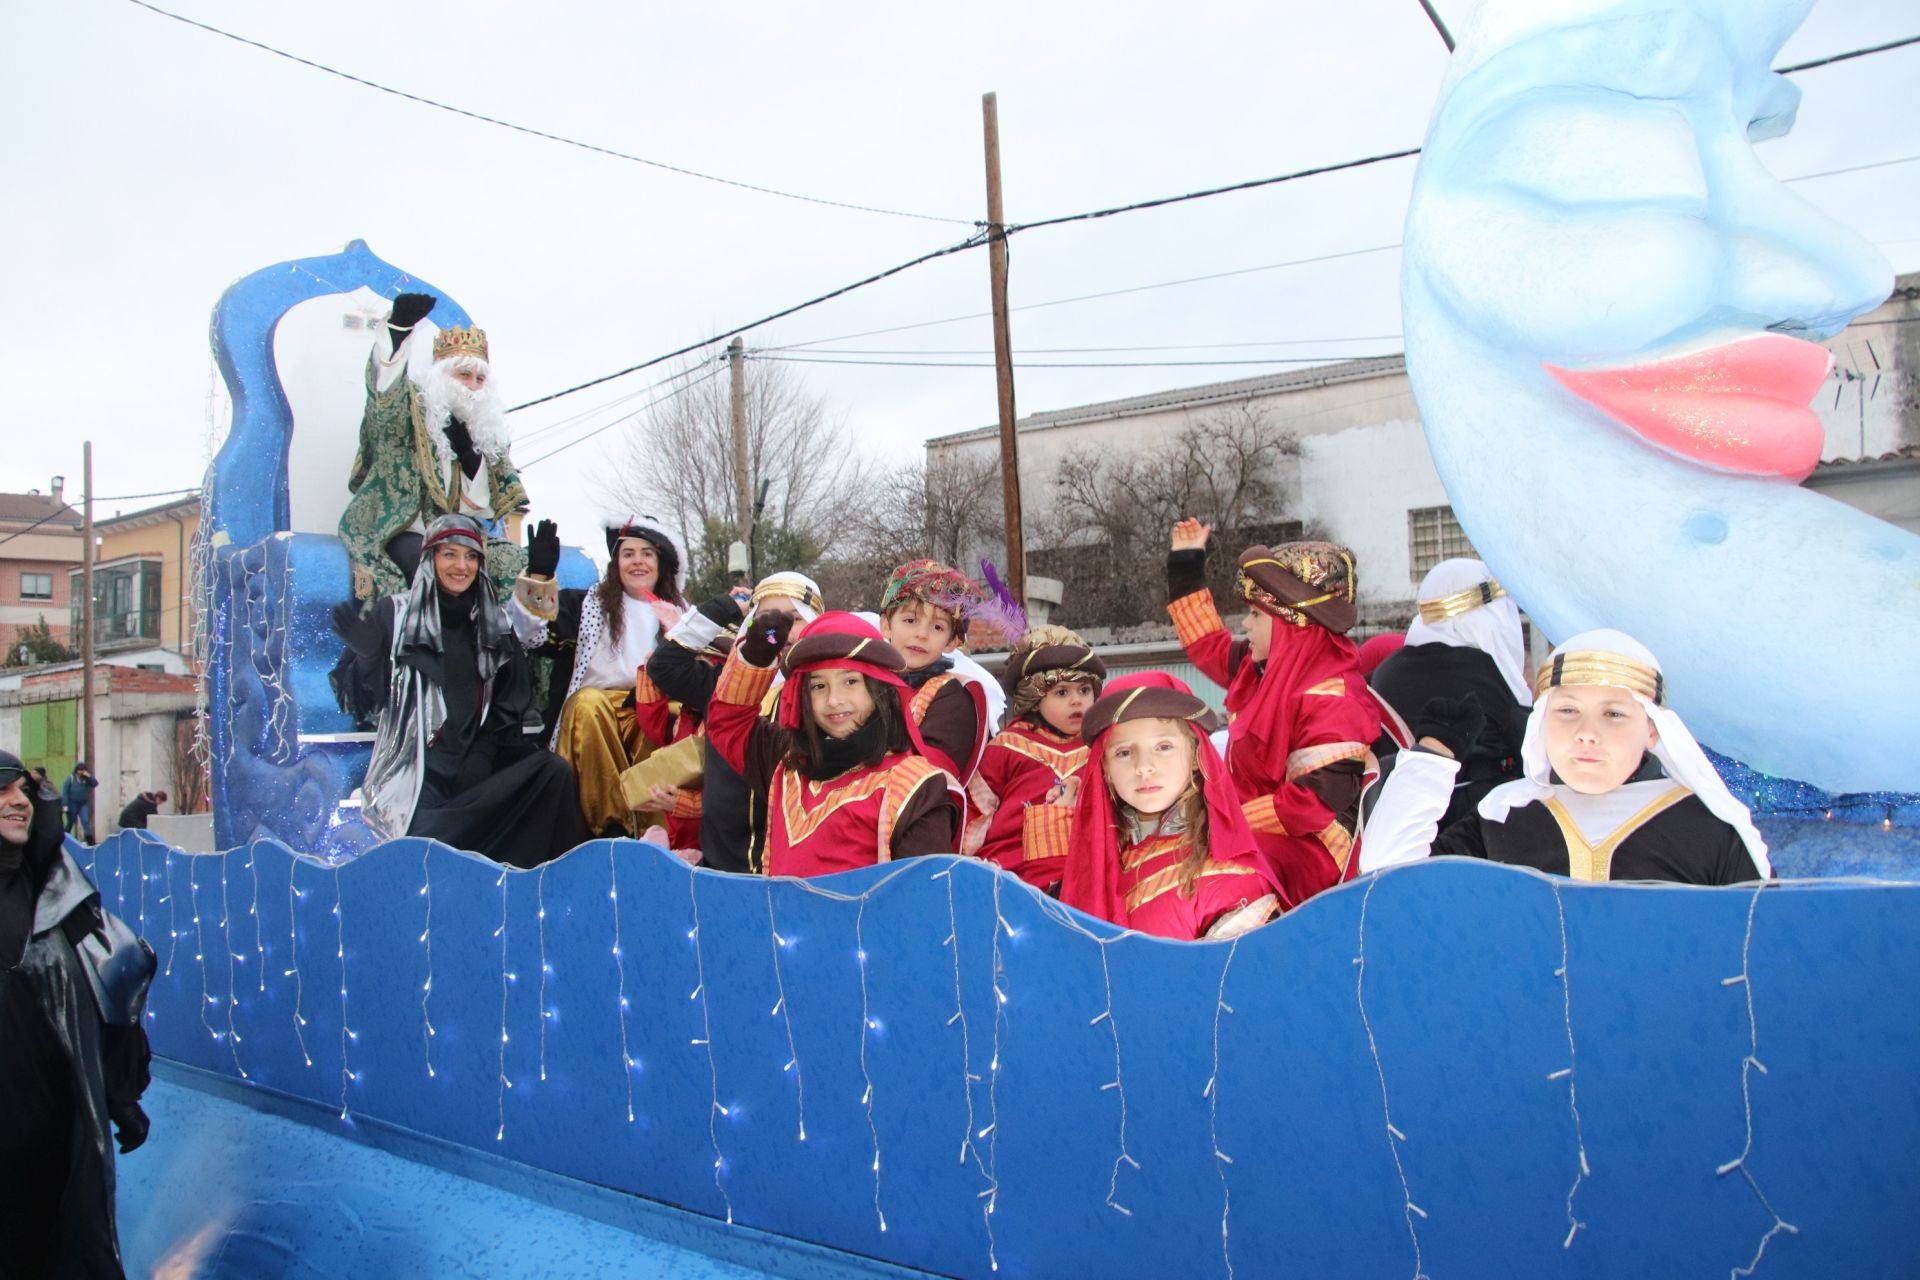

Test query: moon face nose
[1686,513,1729,545]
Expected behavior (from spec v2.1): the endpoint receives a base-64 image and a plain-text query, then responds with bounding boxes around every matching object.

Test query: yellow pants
[555,687,660,837]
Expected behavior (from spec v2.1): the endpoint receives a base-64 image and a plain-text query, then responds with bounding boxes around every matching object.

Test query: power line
[518,365,727,468]
[1774,33,1920,75]
[121,0,974,227]
[767,335,1404,356]
[507,230,988,411]
[762,245,1406,352]
[512,360,721,444]
[1782,153,1920,184]
[754,353,1402,370]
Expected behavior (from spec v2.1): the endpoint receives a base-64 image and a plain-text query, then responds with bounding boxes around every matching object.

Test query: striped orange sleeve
[713,649,777,707]
[1241,794,1288,836]
[1167,589,1226,650]
[670,788,703,821]
[1020,803,1074,865]
[1316,821,1356,876]
[633,667,666,707]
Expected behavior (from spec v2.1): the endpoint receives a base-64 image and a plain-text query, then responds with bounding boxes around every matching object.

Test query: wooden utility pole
[81,441,96,774]
[729,337,750,545]
[982,91,1026,605]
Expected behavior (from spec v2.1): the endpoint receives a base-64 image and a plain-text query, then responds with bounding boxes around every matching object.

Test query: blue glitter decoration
[1708,746,1920,827]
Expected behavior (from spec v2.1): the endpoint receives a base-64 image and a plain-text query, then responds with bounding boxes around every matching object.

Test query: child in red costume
[1058,672,1280,941]
[1164,520,1381,909]
[706,609,959,876]
[967,626,1107,893]
[877,560,992,787]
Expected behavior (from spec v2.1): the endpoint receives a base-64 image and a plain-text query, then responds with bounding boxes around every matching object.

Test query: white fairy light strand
[334,863,354,1119]
[161,848,179,976]
[765,878,807,1141]
[1206,937,1241,1280]
[980,868,1012,1270]
[135,839,148,936]
[688,871,735,1224]
[1355,873,1430,1280]
[1549,882,1589,1249]
[930,867,990,1227]
[1095,940,1140,1218]
[1720,883,1799,1277]
[855,895,888,1234]
[220,849,248,1078]
[496,867,514,1142]
[609,842,637,1122]
[284,855,312,1067]
[419,844,437,1078]
[537,863,551,1082]
[247,839,265,992]
[189,855,218,1043]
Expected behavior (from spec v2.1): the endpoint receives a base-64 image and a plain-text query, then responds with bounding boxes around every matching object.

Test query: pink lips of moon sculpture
[1545,334,1834,480]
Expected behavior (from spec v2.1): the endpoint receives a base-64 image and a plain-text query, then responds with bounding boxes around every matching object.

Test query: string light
[496,868,512,1142]
[188,854,219,1043]
[1206,937,1240,1280]
[537,863,551,1083]
[284,853,312,1069]
[1720,884,1799,1275]
[161,847,179,977]
[334,864,354,1119]
[420,844,437,1079]
[979,870,1010,1270]
[609,842,637,1122]
[1355,874,1429,1279]
[855,896,886,1234]
[930,867,989,1234]
[1548,883,1588,1249]
[688,871,734,1224]
[1094,940,1139,1218]
[247,839,265,992]
[765,879,806,1142]
[135,839,148,936]
[220,848,248,1079]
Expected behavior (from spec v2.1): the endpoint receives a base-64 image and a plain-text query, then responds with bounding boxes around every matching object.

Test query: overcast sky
[3,0,1915,528]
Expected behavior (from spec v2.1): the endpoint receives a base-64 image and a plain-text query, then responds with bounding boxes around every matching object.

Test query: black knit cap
[605,518,681,584]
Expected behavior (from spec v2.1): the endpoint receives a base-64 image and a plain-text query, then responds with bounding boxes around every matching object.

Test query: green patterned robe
[338,354,529,602]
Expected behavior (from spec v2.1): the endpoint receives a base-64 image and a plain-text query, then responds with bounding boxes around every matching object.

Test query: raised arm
[1165,518,1237,688]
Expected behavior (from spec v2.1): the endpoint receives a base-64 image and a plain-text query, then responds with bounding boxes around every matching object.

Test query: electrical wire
[769,335,1403,356]
[511,360,721,444]
[517,365,726,467]
[753,354,1402,370]
[121,0,975,227]
[1774,33,1920,75]
[1781,153,1920,184]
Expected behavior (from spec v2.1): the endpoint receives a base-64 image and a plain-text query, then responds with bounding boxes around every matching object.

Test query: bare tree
[599,358,868,585]
[1031,403,1301,629]
[812,452,1008,614]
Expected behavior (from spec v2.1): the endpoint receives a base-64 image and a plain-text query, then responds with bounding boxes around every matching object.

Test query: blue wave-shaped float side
[82,834,1920,1279]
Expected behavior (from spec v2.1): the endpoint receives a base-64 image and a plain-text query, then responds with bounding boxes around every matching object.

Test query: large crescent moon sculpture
[1402,0,1915,793]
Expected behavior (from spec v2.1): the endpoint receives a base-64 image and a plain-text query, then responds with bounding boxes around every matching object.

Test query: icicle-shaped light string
[1355,875,1430,1279]
[334,863,355,1119]
[495,868,514,1142]
[1548,883,1589,1249]
[219,848,248,1078]
[135,840,149,937]
[979,870,1010,1270]
[1095,940,1139,1217]
[855,895,887,1235]
[161,848,179,976]
[1205,937,1240,1279]
[419,844,437,1078]
[765,878,806,1141]
[931,865,992,1256]
[1720,884,1799,1275]
[688,871,735,1224]
[284,855,312,1067]
[247,839,266,992]
[609,842,637,1122]
[188,855,219,1042]
[536,863,551,1083]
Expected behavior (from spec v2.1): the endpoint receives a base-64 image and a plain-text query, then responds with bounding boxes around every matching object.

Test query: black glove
[331,599,384,659]
[696,593,747,629]
[112,1101,151,1154]
[1167,547,1209,601]
[737,608,796,667]
[1412,693,1486,762]
[388,292,437,334]
[526,519,561,578]
[443,417,483,479]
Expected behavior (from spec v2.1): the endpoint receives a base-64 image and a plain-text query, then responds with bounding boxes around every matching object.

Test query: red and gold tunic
[1115,830,1274,942]
[1168,587,1379,909]
[970,717,1086,890]
[705,651,959,876]
[904,669,990,786]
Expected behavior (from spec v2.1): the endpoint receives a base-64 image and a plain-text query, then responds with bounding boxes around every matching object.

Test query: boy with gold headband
[1165,519,1381,910]
[1360,629,1769,883]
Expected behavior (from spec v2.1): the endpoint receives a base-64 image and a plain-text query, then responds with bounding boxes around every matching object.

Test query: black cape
[1370,643,1530,829]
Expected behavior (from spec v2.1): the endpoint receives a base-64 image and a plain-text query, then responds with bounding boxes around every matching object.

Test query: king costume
[338,296,528,605]
[1167,540,1381,909]
[705,612,960,876]
[1359,630,1770,884]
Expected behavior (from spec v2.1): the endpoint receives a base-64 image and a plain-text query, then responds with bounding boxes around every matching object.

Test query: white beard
[418,357,511,478]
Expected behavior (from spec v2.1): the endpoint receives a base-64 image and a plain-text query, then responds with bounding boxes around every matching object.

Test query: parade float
[108,1,1917,1274]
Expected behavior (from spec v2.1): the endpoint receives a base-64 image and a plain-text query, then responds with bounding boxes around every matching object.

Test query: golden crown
[433,324,490,363]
